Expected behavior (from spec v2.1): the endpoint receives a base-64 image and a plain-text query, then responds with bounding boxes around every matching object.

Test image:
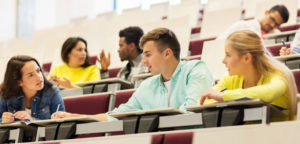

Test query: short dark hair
[61,37,91,67]
[269,5,289,23]
[1,55,52,99]
[119,26,144,53]
[140,28,180,60]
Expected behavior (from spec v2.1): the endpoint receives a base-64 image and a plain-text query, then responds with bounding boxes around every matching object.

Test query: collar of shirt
[132,53,143,67]
[158,61,183,87]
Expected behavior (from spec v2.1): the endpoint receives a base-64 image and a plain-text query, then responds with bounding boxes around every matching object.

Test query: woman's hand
[1,112,15,123]
[51,111,72,119]
[279,47,291,56]
[200,89,224,105]
[59,77,76,88]
[14,111,33,122]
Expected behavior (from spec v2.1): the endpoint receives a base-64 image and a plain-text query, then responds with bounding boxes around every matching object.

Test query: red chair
[63,93,110,114]
[191,27,201,34]
[266,43,290,56]
[151,134,164,144]
[115,89,135,108]
[42,62,52,73]
[89,56,97,65]
[163,132,193,144]
[189,37,216,56]
[293,70,300,93]
[108,67,122,78]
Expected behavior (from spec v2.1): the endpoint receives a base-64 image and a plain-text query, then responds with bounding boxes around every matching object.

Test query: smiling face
[142,41,166,75]
[260,10,284,33]
[19,61,44,92]
[222,41,247,76]
[68,41,87,67]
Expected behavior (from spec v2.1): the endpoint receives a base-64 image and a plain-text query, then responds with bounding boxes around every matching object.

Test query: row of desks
[2,99,287,143]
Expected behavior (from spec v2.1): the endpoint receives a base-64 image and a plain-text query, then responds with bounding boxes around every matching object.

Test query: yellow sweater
[204,74,289,118]
[49,63,101,83]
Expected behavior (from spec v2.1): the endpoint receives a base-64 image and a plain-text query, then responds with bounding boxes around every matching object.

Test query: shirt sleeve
[291,29,300,54]
[0,98,8,123]
[222,76,287,103]
[50,86,66,115]
[178,62,214,111]
[106,91,142,121]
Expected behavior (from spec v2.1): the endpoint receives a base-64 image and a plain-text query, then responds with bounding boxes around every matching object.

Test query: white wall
[0,0,16,41]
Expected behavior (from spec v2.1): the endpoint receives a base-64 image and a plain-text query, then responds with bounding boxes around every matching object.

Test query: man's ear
[128,43,136,50]
[164,48,173,58]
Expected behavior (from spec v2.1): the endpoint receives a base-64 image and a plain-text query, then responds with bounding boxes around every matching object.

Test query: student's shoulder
[181,60,209,71]
[85,65,99,71]
[42,82,60,96]
[138,74,161,88]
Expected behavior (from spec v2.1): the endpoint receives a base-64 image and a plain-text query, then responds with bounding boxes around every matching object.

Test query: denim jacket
[0,83,65,122]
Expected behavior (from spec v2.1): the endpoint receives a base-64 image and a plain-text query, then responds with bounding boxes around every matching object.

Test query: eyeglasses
[269,15,280,28]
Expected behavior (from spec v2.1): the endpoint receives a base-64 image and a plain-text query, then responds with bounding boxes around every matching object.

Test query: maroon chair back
[191,27,201,34]
[63,93,110,114]
[151,134,164,144]
[115,90,135,108]
[293,70,300,93]
[189,37,216,56]
[266,43,290,56]
[89,56,97,65]
[109,67,122,78]
[42,62,52,73]
[163,132,193,144]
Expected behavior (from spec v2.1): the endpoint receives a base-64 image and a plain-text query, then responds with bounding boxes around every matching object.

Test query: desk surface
[109,107,184,119]
[274,54,300,61]
[264,30,297,39]
[185,99,287,118]
[74,78,133,87]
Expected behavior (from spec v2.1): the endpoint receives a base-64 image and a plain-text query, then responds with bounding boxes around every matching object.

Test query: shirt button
[42,109,45,112]
[33,99,36,102]
[33,112,36,115]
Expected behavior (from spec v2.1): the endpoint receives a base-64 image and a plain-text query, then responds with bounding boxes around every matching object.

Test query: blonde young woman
[200,30,297,120]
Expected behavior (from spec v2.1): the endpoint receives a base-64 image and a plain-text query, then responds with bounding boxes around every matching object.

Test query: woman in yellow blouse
[49,37,100,88]
[200,30,297,120]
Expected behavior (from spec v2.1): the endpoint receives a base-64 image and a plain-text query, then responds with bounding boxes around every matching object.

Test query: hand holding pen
[280,40,291,56]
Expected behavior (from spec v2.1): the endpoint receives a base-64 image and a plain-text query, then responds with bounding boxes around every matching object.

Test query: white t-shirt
[164,81,172,107]
[25,108,31,115]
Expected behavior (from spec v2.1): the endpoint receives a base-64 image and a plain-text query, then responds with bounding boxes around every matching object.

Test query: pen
[220,88,227,92]
[56,104,60,113]
[55,104,60,118]
[24,118,31,123]
[281,40,287,48]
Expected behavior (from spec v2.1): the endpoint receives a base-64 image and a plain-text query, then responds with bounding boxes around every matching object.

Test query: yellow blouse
[49,63,101,83]
[204,73,289,120]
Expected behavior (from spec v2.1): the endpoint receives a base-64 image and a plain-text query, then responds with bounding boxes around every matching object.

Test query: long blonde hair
[227,30,297,120]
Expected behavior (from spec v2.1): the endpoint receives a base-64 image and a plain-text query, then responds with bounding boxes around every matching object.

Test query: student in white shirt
[218,5,289,40]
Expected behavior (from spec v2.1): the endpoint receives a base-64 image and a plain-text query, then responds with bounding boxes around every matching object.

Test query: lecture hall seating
[189,37,216,56]
[63,93,110,114]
